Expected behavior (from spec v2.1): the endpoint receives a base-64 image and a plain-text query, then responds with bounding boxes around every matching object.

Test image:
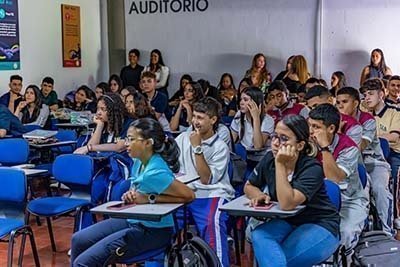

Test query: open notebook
[23,129,57,140]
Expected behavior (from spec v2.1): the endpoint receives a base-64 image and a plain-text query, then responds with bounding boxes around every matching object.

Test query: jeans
[70,218,173,267]
[389,150,400,219]
[252,219,339,267]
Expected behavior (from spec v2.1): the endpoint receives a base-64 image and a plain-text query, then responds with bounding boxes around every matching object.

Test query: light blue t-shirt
[127,154,174,228]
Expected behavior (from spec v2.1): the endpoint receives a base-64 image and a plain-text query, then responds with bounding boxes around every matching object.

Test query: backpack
[352,231,400,267]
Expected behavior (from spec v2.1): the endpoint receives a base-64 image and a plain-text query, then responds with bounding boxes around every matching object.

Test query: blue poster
[0,0,20,70]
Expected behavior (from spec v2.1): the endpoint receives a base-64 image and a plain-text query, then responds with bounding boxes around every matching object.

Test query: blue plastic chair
[27,154,94,252]
[379,137,390,161]
[358,164,368,189]
[53,129,78,154]
[0,138,29,166]
[0,167,40,267]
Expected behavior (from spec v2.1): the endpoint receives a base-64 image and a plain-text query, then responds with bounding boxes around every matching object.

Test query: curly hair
[98,93,126,137]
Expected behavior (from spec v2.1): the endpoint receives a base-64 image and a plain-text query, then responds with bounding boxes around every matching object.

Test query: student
[141,71,171,131]
[14,85,50,128]
[231,87,274,150]
[282,55,310,94]
[0,104,27,138]
[169,74,193,105]
[245,114,340,267]
[40,76,58,112]
[120,86,137,101]
[0,74,23,112]
[143,49,170,98]
[330,71,347,97]
[175,97,235,267]
[336,86,393,234]
[74,93,131,154]
[309,104,368,253]
[125,90,156,120]
[120,48,144,89]
[244,53,271,90]
[109,74,123,94]
[305,85,363,146]
[217,73,237,117]
[385,75,400,107]
[94,82,110,101]
[170,81,204,131]
[360,48,392,86]
[65,85,97,113]
[266,80,309,124]
[274,55,295,81]
[71,118,195,266]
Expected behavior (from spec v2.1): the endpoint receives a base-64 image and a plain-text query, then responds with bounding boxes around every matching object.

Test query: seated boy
[0,104,27,138]
[175,97,235,267]
[336,86,393,234]
[0,75,23,112]
[41,76,59,111]
[309,104,368,252]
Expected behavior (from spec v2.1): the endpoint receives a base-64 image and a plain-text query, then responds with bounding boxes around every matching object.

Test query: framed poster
[0,0,20,70]
[61,4,81,67]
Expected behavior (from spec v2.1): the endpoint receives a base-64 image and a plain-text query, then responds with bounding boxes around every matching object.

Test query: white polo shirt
[175,131,234,200]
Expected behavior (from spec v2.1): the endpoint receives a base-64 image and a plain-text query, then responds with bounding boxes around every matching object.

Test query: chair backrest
[53,154,94,186]
[0,167,27,221]
[324,179,341,211]
[358,164,368,189]
[54,129,78,154]
[0,138,29,166]
[379,137,390,160]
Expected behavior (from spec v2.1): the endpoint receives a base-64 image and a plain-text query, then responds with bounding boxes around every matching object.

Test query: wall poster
[61,4,81,67]
[0,0,20,70]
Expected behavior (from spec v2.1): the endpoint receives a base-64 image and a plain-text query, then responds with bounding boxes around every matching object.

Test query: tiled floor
[0,216,251,267]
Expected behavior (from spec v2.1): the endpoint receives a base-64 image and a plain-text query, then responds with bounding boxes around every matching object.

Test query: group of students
[0,47,399,266]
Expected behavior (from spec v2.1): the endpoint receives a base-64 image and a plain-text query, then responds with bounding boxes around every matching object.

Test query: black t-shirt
[248,151,340,237]
[282,77,301,94]
[120,64,144,89]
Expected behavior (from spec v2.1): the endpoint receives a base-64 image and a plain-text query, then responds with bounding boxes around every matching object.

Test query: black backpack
[352,231,400,267]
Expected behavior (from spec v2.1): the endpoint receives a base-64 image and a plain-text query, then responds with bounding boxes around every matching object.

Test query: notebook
[23,129,58,140]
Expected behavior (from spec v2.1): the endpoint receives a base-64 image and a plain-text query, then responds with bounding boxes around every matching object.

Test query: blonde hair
[292,55,310,84]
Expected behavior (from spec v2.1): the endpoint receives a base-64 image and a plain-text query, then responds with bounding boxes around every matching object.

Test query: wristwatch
[193,145,204,155]
[148,194,156,204]
[320,146,330,152]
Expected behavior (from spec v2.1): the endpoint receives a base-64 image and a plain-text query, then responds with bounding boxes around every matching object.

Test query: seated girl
[217,73,237,118]
[74,93,132,154]
[65,85,97,113]
[169,82,204,131]
[14,85,50,128]
[244,114,340,267]
[125,90,156,120]
[169,74,193,106]
[109,74,123,94]
[94,82,110,101]
[71,118,195,266]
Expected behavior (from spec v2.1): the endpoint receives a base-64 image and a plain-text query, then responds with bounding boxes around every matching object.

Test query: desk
[220,195,305,218]
[23,169,48,177]
[56,123,89,128]
[91,201,183,222]
[175,173,200,184]
[29,140,77,149]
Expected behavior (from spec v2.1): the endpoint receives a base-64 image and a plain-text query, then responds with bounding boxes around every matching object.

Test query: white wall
[322,0,400,87]
[0,0,107,98]
[124,0,318,94]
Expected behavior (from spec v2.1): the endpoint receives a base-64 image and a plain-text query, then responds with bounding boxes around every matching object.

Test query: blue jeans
[71,218,173,267]
[252,219,339,267]
[389,150,400,218]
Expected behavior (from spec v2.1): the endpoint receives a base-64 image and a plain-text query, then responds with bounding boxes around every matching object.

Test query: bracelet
[86,144,90,152]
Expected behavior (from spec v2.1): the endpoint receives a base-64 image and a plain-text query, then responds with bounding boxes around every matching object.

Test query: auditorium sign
[127,0,209,15]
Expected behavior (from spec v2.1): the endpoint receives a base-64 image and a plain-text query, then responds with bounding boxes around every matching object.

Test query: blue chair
[0,138,29,166]
[358,164,368,189]
[0,167,40,267]
[53,129,78,154]
[27,154,94,252]
[379,137,390,161]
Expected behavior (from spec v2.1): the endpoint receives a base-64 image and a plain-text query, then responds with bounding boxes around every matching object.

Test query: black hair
[129,118,180,173]
[187,81,205,104]
[108,74,123,93]
[218,73,236,90]
[332,71,346,89]
[125,90,156,120]
[96,82,111,94]
[336,87,360,103]
[370,48,389,74]
[98,93,126,137]
[281,114,315,156]
[309,103,341,134]
[305,77,320,85]
[121,86,137,96]
[267,80,288,94]
[193,97,221,131]
[128,48,140,58]
[304,85,330,101]
[42,76,54,85]
[389,75,400,83]
[10,74,22,82]
[180,74,193,87]
[21,85,43,124]
[149,49,166,72]
[362,78,384,92]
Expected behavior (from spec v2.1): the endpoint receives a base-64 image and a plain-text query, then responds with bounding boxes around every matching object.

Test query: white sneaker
[67,249,71,257]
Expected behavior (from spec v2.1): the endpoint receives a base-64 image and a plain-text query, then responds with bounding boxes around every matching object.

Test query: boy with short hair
[336,86,393,234]
[41,76,59,111]
[120,48,144,89]
[0,74,23,112]
[305,85,363,146]
[309,104,368,253]
[385,75,400,107]
[175,97,234,267]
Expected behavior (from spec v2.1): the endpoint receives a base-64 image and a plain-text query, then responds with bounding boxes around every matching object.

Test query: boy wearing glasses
[308,104,368,256]
[267,80,309,124]
[175,97,234,267]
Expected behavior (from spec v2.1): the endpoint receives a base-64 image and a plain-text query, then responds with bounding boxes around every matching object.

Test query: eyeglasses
[270,132,290,144]
[124,136,145,144]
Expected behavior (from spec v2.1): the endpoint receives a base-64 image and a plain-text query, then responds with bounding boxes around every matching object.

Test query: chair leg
[17,231,27,266]
[27,226,41,267]
[232,217,241,265]
[8,230,17,267]
[46,217,57,252]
